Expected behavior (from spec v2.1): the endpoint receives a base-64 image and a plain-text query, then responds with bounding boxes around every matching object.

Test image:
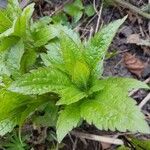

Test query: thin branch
[95,3,103,33]
[71,131,124,145]
[93,0,99,14]
[93,0,103,33]
[139,93,150,109]
[113,0,150,19]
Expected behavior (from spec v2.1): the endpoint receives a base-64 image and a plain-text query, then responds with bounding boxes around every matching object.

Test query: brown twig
[139,93,150,109]
[93,0,103,33]
[71,131,124,145]
[113,0,150,19]
[95,3,103,33]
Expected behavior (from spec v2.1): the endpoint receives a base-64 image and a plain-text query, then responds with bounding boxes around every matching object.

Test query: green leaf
[0,10,12,33]
[100,77,150,91]
[0,119,16,136]
[32,26,56,47]
[84,5,95,17]
[19,101,44,126]
[56,85,87,105]
[0,36,20,51]
[43,41,63,66]
[8,67,71,95]
[89,79,104,94]
[13,3,34,37]
[84,16,127,77]
[0,51,11,76]
[20,49,37,73]
[80,78,150,133]
[33,101,58,127]
[72,61,90,88]
[117,146,130,150]
[0,28,14,39]
[64,0,83,23]
[7,0,22,19]
[73,10,83,23]
[52,13,68,25]
[130,137,150,149]
[31,16,52,30]
[57,103,80,142]
[0,89,31,121]
[0,39,24,77]
[57,25,81,44]
[6,40,24,76]
[60,32,83,75]
[19,95,52,125]
[47,25,81,44]
[41,42,67,73]
[4,132,28,150]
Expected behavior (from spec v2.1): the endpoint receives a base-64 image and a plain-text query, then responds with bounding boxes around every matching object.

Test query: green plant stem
[114,0,150,19]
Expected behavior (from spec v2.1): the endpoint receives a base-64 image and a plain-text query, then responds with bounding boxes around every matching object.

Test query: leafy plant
[3,12,149,144]
[0,0,62,77]
[0,0,63,138]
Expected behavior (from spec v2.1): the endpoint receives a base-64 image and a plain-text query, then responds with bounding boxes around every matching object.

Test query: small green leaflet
[7,0,22,19]
[13,3,35,37]
[32,26,56,47]
[42,41,63,66]
[64,0,83,23]
[0,10,12,33]
[6,40,24,76]
[0,40,24,77]
[0,36,20,51]
[32,101,58,127]
[84,5,95,17]
[0,51,10,76]
[20,49,37,73]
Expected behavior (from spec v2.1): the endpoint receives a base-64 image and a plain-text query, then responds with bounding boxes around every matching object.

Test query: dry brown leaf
[123,52,146,77]
[127,34,140,44]
[127,34,150,47]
